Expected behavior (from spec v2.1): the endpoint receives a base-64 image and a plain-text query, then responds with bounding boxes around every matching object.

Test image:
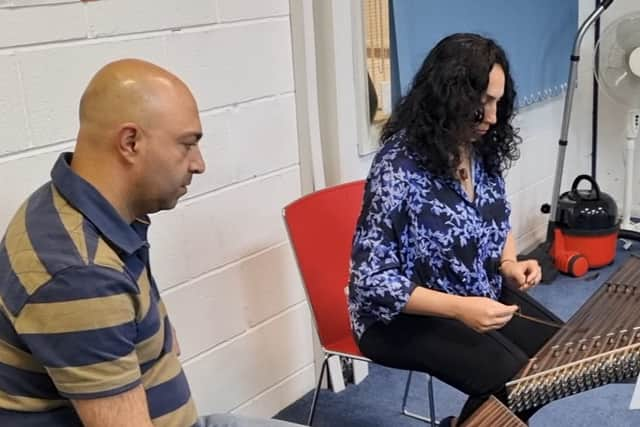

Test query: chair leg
[307,354,331,426]
[401,371,439,425]
[427,374,437,427]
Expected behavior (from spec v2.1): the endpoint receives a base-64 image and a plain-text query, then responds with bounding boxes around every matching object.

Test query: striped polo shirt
[0,153,197,426]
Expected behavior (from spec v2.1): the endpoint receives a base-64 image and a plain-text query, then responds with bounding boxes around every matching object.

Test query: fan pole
[622,108,640,235]
[623,136,636,230]
[547,2,613,240]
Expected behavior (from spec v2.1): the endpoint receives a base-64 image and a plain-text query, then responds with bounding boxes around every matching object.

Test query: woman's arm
[499,231,542,290]
[501,231,518,264]
[403,286,518,333]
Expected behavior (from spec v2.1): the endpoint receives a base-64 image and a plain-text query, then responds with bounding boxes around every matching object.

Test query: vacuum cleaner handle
[547,2,612,237]
[601,0,615,9]
[571,174,601,201]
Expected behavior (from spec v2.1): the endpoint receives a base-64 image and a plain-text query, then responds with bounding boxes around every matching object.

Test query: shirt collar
[50,152,148,256]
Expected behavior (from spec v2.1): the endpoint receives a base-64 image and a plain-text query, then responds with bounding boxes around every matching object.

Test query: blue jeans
[196,414,302,427]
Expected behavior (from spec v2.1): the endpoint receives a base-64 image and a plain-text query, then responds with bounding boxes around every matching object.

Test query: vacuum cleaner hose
[619,229,640,241]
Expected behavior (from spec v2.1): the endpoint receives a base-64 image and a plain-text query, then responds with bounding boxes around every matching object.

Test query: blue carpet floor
[275,241,640,426]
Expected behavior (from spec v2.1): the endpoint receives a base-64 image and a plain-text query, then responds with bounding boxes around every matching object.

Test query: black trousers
[358,286,563,424]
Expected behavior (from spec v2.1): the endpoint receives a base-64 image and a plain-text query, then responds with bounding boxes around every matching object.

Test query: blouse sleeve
[348,159,418,325]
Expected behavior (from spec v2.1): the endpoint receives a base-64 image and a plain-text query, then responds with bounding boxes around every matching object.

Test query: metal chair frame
[306,348,438,426]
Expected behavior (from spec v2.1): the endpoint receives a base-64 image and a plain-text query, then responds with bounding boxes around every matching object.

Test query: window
[363,0,391,126]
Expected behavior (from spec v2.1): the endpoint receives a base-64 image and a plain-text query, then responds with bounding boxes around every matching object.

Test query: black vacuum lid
[556,175,618,230]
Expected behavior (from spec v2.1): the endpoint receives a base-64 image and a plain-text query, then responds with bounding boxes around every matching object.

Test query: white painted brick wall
[218,0,289,22]
[147,207,191,290]
[0,54,30,155]
[233,366,315,418]
[190,108,235,196]
[181,168,300,281]
[161,243,306,360]
[163,265,249,360]
[241,244,306,327]
[166,19,295,110]
[18,38,168,147]
[0,146,73,232]
[0,0,311,420]
[86,0,219,37]
[183,304,314,415]
[507,99,566,246]
[1,0,75,6]
[0,3,86,48]
[229,94,299,181]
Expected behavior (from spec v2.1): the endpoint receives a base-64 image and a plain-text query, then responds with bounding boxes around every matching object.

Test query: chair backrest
[283,180,365,348]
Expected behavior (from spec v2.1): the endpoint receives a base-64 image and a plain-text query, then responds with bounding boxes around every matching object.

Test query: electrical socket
[628,109,640,139]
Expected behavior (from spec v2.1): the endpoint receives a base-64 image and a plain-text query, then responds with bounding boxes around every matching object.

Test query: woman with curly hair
[348,33,562,426]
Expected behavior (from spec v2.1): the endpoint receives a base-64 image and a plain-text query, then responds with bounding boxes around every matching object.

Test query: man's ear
[117,123,143,163]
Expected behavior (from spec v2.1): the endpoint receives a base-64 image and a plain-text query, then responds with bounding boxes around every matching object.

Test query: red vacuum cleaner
[549,175,619,277]
[527,0,636,281]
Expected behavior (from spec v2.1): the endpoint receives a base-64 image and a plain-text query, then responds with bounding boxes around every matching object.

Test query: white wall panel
[218,0,289,22]
[182,168,300,278]
[1,0,75,6]
[230,94,299,181]
[240,243,306,327]
[233,365,315,418]
[0,148,70,232]
[18,38,166,146]
[0,3,85,48]
[0,54,29,154]
[163,267,248,360]
[187,109,235,197]
[148,208,190,290]
[86,0,218,37]
[165,19,294,111]
[183,304,313,415]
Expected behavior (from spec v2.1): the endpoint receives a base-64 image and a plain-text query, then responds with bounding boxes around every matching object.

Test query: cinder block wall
[0,0,315,418]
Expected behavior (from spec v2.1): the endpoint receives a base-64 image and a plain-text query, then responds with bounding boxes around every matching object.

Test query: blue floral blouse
[348,132,511,340]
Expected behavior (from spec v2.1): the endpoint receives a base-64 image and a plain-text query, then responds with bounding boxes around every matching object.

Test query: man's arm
[71,384,154,427]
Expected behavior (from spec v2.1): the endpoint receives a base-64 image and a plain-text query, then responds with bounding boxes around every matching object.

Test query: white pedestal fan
[594,12,640,234]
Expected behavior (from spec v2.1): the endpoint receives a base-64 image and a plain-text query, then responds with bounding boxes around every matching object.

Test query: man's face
[476,63,505,136]
[136,88,205,214]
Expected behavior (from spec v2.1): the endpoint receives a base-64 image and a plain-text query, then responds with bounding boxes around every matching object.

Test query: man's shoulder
[3,181,106,270]
[1,183,129,315]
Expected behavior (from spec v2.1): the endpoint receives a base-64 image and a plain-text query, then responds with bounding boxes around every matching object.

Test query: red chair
[283,180,438,426]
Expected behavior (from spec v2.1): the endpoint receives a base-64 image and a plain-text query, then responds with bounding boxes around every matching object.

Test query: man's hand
[454,297,519,333]
[500,259,542,291]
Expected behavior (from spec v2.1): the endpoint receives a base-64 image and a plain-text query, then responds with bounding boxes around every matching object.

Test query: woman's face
[476,64,505,136]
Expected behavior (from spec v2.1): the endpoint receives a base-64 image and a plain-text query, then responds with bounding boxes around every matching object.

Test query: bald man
[0,60,301,427]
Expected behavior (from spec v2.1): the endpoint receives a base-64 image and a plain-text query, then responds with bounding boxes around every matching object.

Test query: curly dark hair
[381,33,521,178]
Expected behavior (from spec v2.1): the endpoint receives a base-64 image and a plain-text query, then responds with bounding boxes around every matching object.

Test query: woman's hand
[454,297,519,333]
[500,259,542,291]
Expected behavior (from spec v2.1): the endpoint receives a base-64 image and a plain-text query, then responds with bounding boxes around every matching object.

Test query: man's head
[74,59,205,220]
